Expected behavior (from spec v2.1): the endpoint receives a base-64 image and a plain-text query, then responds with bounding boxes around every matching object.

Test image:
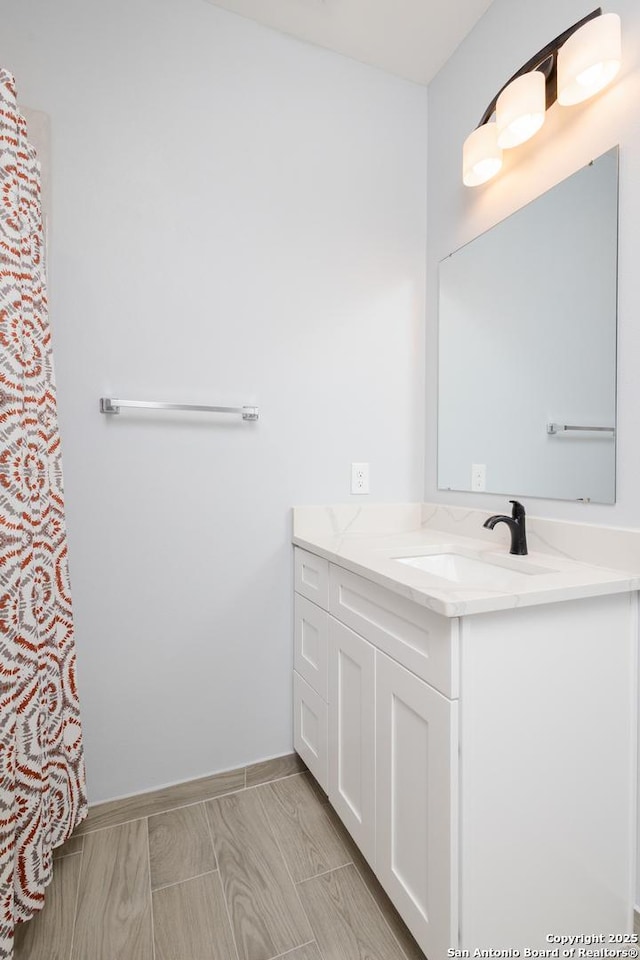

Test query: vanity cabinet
[292,546,637,959]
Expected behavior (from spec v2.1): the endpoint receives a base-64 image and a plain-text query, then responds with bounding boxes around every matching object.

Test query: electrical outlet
[471,463,486,492]
[351,462,370,495]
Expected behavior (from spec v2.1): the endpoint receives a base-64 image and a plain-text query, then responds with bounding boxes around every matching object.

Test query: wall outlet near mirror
[471,464,486,491]
[351,462,370,495]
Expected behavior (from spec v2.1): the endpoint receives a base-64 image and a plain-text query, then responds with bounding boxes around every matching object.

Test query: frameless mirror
[438,147,618,503]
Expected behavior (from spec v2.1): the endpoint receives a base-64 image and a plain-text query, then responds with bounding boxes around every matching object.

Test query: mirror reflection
[438,147,618,504]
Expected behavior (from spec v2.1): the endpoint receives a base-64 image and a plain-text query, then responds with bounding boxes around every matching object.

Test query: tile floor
[14,764,425,960]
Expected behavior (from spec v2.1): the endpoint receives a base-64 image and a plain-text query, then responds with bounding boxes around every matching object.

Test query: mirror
[438,147,618,504]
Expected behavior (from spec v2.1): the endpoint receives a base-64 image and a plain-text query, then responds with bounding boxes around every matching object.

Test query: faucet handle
[509,500,526,519]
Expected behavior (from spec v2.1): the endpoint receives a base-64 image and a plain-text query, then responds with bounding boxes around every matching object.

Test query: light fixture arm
[476,8,602,128]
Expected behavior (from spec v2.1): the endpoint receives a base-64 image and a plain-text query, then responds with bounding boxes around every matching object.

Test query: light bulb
[496,71,546,149]
[462,122,503,187]
[557,12,621,106]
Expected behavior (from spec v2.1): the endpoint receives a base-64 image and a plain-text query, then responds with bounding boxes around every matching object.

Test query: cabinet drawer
[329,565,459,698]
[294,594,329,700]
[295,548,329,610]
[293,671,328,792]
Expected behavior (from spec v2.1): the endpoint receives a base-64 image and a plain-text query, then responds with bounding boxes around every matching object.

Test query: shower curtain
[0,69,87,957]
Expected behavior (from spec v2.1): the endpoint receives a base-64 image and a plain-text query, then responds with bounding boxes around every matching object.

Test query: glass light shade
[462,122,503,187]
[557,13,621,106]
[496,71,546,148]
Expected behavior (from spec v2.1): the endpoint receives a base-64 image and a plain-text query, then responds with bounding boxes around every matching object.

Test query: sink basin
[394,551,551,588]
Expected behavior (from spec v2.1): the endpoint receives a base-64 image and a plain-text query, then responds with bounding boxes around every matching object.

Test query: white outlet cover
[471,463,486,492]
[351,462,370,495]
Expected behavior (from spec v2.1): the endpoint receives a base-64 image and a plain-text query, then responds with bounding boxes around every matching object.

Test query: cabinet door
[376,651,458,960]
[328,618,376,867]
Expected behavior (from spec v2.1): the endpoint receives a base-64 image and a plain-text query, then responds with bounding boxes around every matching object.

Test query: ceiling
[203,0,495,86]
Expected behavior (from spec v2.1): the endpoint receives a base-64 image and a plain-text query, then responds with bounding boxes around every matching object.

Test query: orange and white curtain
[0,69,87,957]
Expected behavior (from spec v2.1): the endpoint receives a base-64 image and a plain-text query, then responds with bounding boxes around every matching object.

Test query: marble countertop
[293,504,640,617]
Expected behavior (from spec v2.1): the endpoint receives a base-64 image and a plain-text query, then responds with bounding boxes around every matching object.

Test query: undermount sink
[394,550,552,587]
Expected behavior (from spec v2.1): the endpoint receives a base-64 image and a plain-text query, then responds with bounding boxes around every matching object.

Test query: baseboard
[75,752,306,836]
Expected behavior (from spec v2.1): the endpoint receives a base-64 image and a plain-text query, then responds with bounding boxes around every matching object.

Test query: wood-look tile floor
[14,771,426,960]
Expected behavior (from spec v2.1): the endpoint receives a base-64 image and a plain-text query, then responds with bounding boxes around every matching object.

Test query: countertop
[293,505,640,617]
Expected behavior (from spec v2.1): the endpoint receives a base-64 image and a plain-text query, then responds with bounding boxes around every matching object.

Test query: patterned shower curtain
[0,70,87,957]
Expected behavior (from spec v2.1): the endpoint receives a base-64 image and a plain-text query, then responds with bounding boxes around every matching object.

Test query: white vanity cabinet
[292,546,637,959]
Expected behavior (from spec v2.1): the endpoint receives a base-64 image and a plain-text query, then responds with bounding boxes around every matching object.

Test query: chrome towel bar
[547,422,614,435]
[99,398,259,421]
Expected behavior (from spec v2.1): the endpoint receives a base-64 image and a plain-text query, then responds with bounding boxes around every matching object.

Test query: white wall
[426,0,640,905]
[1,0,427,803]
[427,0,640,525]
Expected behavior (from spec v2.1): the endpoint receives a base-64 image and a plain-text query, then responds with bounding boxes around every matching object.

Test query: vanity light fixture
[496,70,546,149]
[462,8,621,187]
[557,12,622,104]
[462,122,503,187]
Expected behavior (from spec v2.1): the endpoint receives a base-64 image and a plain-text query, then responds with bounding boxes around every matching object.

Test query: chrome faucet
[483,500,528,556]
